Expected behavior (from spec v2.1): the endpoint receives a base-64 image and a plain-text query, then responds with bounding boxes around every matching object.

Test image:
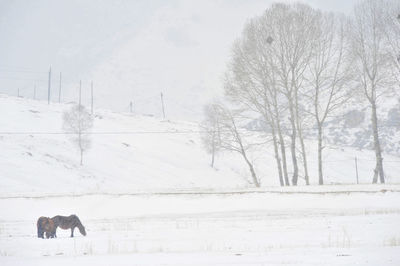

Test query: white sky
[0,0,358,120]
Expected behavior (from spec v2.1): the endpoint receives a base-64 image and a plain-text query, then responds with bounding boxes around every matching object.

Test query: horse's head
[79,225,87,236]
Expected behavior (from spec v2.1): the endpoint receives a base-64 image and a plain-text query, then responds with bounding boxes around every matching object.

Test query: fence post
[91,80,93,114]
[47,66,51,104]
[59,72,62,103]
[355,157,359,184]
[160,92,165,119]
[79,80,82,106]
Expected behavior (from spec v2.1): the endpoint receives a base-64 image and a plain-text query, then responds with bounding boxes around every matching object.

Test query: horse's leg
[38,223,44,238]
[71,227,74,237]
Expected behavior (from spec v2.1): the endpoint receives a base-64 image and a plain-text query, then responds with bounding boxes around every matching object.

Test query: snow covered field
[1,191,400,265]
[1,95,400,265]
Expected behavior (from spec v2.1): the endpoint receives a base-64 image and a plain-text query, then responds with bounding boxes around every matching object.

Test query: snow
[1,94,399,197]
[1,95,400,265]
[1,192,400,265]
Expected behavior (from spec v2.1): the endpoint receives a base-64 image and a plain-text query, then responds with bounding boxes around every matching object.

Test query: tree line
[201,0,400,187]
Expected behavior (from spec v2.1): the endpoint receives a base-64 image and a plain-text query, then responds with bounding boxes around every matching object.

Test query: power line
[0,69,47,74]
[0,77,46,82]
[0,123,399,135]
[0,130,208,135]
[0,65,47,71]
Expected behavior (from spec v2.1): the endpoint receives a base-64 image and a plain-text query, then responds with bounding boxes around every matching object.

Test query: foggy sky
[0,0,358,120]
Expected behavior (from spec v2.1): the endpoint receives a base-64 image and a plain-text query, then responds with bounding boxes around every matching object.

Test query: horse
[37,216,56,239]
[51,214,86,237]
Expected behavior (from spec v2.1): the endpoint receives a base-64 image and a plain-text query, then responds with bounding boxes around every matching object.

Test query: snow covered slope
[0,94,400,197]
[1,95,400,265]
[0,94,250,196]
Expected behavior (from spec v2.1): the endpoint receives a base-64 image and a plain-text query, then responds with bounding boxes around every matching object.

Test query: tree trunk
[271,125,284,186]
[294,87,308,185]
[275,111,289,186]
[79,131,83,166]
[289,100,299,185]
[211,150,215,168]
[318,124,324,185]
[242,150,260,187]
[372,162,379,184]
[371,102,385,183]
[211,132,215,168]
[232,118,260,188]
[298,129,310,185]
[267,102,284,186]
[278,130,289,186]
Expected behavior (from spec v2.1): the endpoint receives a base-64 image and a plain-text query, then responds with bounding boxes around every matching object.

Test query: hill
[0,94,399,197]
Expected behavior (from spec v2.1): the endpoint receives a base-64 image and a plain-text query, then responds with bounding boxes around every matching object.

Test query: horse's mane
[70,214,82,225]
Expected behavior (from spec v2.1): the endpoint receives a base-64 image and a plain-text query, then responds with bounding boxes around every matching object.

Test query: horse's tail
[51,216,60,227]
[37,221,42,238]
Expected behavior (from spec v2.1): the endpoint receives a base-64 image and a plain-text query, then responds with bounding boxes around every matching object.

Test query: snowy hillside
[302,92,400,156]
[1,94,400,197]
[1,95,400,265]
[0,94,249,197]
[248,96,400,156]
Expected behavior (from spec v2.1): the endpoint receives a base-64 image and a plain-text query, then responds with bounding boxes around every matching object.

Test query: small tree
[351,0,393,183]
[63,104,94,165]
[200,103,221,168]
[212,104,260,187]
[307,12,353,185]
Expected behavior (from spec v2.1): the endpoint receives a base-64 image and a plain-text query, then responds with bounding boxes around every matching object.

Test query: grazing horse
[51,215,86,237]
[37,216,56,239]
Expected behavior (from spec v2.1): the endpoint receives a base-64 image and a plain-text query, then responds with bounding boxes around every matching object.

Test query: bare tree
[295,102,312,185]
[224,3,327,186]
[351,0,393,183]
[209,104,260,187]
[63,104,94,165]
[260,3,317,185]
[200,103,221,168]
[224,21,285,186]
[307,12,353,185]
[380,0,400,87]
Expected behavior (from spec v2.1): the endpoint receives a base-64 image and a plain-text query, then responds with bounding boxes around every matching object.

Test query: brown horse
[37,216,56,239]
[51,214,86,237]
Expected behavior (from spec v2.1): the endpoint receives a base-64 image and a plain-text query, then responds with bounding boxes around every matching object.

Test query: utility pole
[47,66,51,104]
[129,101,133,113]
[355,157,359,184]
[33,84,36,100]
[79,80,82,107]
[160,92,165,119]
[17,88,20,97]
[91,80,94,114]
[59,72,62,103]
